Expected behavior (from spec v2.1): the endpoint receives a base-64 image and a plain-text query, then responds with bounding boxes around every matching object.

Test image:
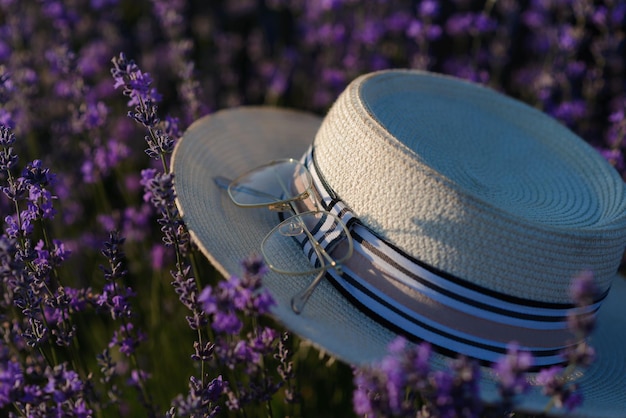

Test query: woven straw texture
[314,70,626,303]
[172,70,626,417]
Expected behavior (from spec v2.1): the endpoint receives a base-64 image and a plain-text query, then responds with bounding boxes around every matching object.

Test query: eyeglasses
[215,159,353,314]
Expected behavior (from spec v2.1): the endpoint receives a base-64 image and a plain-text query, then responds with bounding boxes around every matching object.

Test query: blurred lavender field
[1,0,625,416]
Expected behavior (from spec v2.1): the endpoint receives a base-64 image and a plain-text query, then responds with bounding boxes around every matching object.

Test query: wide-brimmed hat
[172,69,626,416]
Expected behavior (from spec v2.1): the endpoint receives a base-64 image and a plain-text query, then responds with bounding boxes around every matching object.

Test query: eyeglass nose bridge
[278,218,305,237]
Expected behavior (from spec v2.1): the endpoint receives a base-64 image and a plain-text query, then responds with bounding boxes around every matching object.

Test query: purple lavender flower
[109,320,144,357]
[275,332,299,404]
[169,375,224,418]
[22,159,54,187]
[353,337,431,417]
[532,272,599,414]
[447,355,482,416]
[564,270,599,350]
[45,364,82,403]
[198,281,243,335]
[198,255,276,335]
[71,399,92,418]
[213,310,243,335]
[0,124,17,173]
[19,383,42,405]
[233,339,259,366]
[558,271,599,375]
[111,53,177,161]
[150,0,207,123]
[111,53,162,106]
[96,348,116,384]
[567,271,598,340]
[140,169,190,252]
[99,230,127,278]
[38,363,93,416]
[46,289,81,347]
[431,370,455,412]
[198,276,274,334]
[352,373,377,416]
[192,256,289,413]
[569,270,598,307]
[418,0,439,19]
[493,342,534,411]
[192,341,215,363]
[240,253,268,285]
[0,354,23,408]
[601,103,626,175]
[128,369,151,387]
[353,336,486,417]
[550,100,587,127]
[536,365,583,411]
[97,282,134,319]
[94,231,155,414]
[171,266,207,331]
[98,231,137,322]
[22,317,49,348]
[445,13,475,36]
[562,340,596,369]
[0,67,14,103]
[606,106,625,146]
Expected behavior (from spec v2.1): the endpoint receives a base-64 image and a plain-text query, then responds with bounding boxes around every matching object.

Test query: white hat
[172,70,626,417]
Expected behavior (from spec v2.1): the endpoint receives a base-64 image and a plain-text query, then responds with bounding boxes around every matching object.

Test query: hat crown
[313,70,626,303]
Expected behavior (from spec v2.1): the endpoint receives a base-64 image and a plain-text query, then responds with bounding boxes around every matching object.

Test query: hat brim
[172,106,626,417]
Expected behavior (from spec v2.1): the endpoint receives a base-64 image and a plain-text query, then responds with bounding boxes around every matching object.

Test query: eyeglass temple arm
[272,166,344,315]
[214,175,286,202]
[213,175,232,190]
[290,241,341,314]
[291,266,325,314]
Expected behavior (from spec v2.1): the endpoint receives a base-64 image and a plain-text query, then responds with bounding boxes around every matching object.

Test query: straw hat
[172,70,626,416]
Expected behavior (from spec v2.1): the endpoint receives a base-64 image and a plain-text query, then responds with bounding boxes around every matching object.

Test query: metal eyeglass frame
[214,159,354,313]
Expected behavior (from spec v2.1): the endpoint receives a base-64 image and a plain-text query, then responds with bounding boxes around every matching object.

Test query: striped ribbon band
[294,145,605,367]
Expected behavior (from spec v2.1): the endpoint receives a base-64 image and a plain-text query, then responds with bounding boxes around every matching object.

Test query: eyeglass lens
[262,211,352,275]
[228,160,312,207]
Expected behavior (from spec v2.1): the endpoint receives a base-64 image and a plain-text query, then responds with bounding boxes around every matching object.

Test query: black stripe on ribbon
[351,230,600,323]
[323,268,568,369]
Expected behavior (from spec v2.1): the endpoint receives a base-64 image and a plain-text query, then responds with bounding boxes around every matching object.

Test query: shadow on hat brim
[172,106,626,417]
